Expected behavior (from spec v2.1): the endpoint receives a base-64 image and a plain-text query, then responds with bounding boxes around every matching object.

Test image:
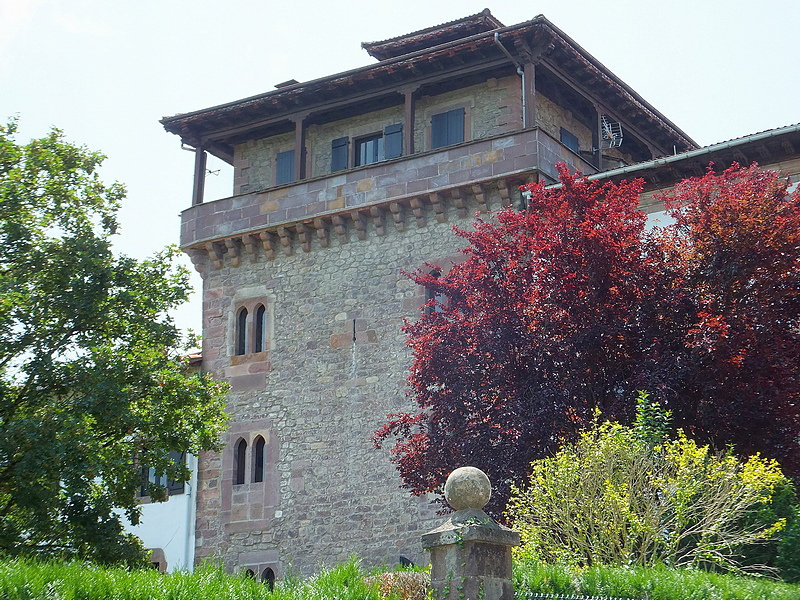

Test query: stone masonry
[192,187,510,575]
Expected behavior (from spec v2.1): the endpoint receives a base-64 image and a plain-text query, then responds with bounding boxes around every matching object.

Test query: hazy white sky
[2,0,798,334]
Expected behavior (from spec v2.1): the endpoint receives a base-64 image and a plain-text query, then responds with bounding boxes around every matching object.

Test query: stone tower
[159,9,722,577]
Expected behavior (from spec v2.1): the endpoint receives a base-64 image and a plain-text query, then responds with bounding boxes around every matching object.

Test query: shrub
[507,402,792,575]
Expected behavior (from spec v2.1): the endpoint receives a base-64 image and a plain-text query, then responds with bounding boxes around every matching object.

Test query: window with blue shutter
[431,108,465,149]
[331,137,349,172]
[275,150,295,185]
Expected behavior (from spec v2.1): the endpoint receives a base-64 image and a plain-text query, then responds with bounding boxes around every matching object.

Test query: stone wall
[235,132,294,194]
[229,76,521,197]
[193,189,504,575]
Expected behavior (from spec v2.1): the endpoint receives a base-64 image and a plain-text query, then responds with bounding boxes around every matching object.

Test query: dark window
[262,568,275,591]
[253,435,266,483]
[254,304,267,353]
[234,439,247,485]
[245,569,256,579]
[560,127,580,154]
[236,308,248,355]
[424,269,445,315]
[355,134,384,167]
[431,108,465,149]
[331,137,348,172]
[139,451,186,497]
[166,451,186,495]
[276,150,295,185]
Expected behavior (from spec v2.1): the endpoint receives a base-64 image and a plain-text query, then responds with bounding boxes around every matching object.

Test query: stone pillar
[422,467,520,600]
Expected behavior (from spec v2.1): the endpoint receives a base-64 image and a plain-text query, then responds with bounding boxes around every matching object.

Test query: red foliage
[654,163,800,475]
[374,163,800,516]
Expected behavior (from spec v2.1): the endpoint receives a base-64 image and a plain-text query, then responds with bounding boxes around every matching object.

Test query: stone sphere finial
[444,466,491,511]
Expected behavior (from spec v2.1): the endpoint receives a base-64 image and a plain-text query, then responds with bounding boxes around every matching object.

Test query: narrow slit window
[234,438,247,485]
[253,435,266,483]
[236,308,249,355]
[254,304,267,353]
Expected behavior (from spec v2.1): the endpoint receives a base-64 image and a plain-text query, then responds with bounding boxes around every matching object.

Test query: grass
[514,556,800,600]
[3,554,800,600]
[0,556,384,600]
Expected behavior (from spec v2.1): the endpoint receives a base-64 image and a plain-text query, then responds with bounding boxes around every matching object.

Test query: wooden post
[191,146,207,206]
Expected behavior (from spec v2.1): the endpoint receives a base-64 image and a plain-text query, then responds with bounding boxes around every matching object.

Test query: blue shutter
[431,112,448,149]
[276,150,295,185]
[447,108,464,145]
[384,123,403,159]
[560,128,580,154]
[432,108,465,149]
[331,137,348,172]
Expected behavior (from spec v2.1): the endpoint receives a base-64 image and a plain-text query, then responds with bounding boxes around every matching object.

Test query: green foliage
[0,119,228,564]
[0,556,389,600]
[632,390,671,447]
[514,554,800,600]
[507,406,792,576]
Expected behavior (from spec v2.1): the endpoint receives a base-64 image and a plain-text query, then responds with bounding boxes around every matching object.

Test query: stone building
[159,10,800,577]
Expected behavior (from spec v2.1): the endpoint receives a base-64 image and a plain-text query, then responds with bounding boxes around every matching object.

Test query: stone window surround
[230,296,274,363]
[423,101,473,151]
[221,421,280,532]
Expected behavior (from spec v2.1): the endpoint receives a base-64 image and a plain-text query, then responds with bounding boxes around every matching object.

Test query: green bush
[507,401,793,576]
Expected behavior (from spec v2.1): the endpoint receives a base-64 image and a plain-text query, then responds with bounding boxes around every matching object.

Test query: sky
[2,0,798,336]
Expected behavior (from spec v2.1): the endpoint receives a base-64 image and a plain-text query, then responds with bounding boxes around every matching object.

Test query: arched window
[245,569,256,579]
[253,435,266,483]
[261,567,275,590]
[254,304,267,353]
[234,438,247,485]
[236,307,249,355]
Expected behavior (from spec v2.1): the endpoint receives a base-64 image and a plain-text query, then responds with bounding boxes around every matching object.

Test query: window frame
[354,132,385,167]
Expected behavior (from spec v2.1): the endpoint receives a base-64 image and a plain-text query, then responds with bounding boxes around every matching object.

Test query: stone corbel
[409,197,426,227]
[451,188,468,218]
[351,210,368,241]
[369,206,386,236]
[241,233,256,256]
[472,183,487,212]
[296,222,313,253]
[276,226,293,256]
[224,238,240,267]
[428,192,446,223]
[389,202,405,232]
[313,217,330,248]
[332,215,348,244]
[259,230,277,260]
[497,179,512,207]
[205,241,223,270]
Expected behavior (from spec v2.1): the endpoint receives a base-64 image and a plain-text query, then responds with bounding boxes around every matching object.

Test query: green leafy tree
[0,119,227,564]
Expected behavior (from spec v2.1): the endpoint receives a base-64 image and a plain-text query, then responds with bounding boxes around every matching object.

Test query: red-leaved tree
[374,163,800,516]
[653,163,800,477]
